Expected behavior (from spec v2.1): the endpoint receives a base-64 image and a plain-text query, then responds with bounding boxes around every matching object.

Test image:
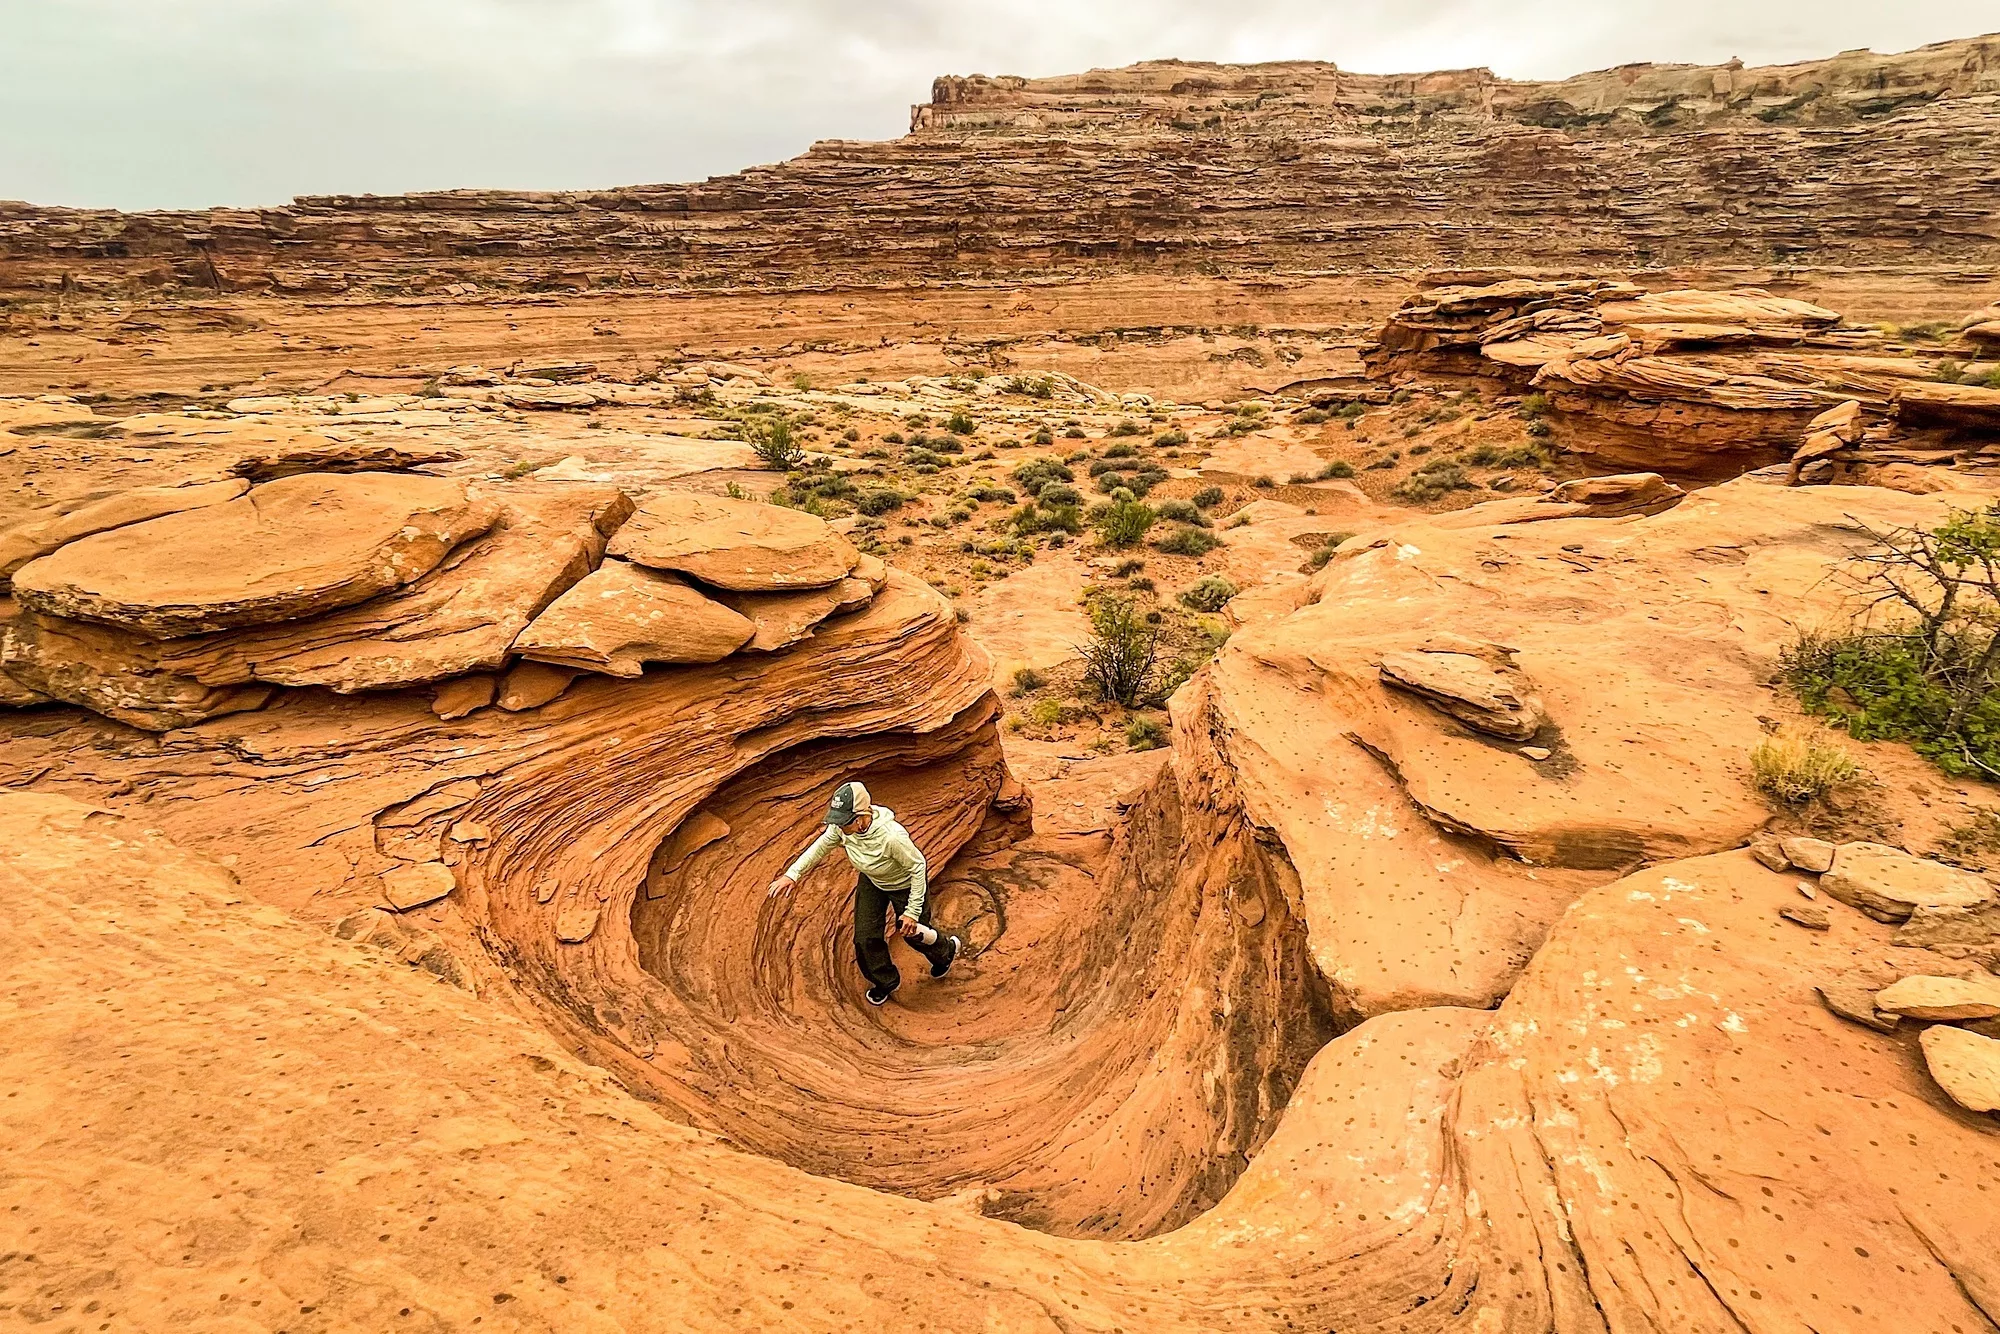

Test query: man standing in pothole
[768,780,961,1006]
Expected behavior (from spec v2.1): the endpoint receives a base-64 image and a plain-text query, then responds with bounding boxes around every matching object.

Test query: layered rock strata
[3,37,1997,298]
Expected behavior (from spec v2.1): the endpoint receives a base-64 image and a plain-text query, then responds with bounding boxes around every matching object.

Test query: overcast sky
[1,0,1992,210]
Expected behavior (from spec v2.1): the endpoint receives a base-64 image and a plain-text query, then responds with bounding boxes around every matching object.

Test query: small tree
[1077,597,1159,706]
[747,417,806,471]
[1783,504,2000,777]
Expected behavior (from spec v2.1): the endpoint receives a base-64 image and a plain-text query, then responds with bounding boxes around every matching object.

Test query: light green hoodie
[785,806,929,917]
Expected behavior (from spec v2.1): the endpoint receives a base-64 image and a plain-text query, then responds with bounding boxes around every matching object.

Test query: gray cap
[826,780,872,826]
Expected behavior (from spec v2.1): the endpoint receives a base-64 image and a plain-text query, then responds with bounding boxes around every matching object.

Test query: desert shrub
[1518,392,1550,418]
[1088,458,1126,477]
[1392,460,1475,502]
[1032,427,1055,445]
[1110,420,1143,437]
[1010,665,1045,695]
[1154,499,1208,526]
[1779,504,2000,778]
[1251,475,1276,489]
[1154,525,1221,557]
[1035,482,1081,506]
[946,411,976,434]
[967,483,1017,504]
[1126,716,1168,751]
[1127,575,1155,592]
[1078,597,1159,706]
[1295,408,1330,425]
[1153,428,1189,447]
[747,418,806,471]
[1063,425,1087,438]
[1317,460,1356,479]
[1012,375,1054,398]
[1983,366,2000,390]
[1937,359,1968,385]
[1011,458,1073,494]
[1192,485,1225,509]
[1750,725,1864,804]
[855,487,908,516]
[1102,441,1139,459]
[1025,698,1067,727]
[1011,501,1083,536]
[1111,558,1147,577]
[928,434,965,455]
[1096,500,1156,548]
[1466,442,1551,468]
[1336,401,1368,420]
[1525,419,1554,438]
[1178,575,1239,612]
[881,431,904,445]
[1302,532,1356,572]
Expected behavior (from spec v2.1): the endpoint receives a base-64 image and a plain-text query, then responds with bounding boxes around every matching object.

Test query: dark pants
[853,874,953,991]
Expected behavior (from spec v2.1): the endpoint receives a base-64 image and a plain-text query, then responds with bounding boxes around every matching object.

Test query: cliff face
[3,36,1998,299]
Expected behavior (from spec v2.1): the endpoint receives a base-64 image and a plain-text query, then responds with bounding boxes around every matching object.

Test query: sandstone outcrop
[11,796,1999,1329]
[4,38,1997,300]
[1171,477,1999,1019]
[11,471,497,636]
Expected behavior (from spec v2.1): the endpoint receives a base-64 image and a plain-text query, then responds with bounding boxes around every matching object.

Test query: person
[768,780,960,1005]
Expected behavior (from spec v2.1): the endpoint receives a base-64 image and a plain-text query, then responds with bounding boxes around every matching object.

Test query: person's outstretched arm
[769,826,839,899]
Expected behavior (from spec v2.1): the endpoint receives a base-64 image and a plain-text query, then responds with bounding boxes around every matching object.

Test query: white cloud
[0,0,1990,208]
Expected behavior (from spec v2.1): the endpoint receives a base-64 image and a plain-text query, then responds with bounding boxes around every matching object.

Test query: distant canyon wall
[2,35,1997,300]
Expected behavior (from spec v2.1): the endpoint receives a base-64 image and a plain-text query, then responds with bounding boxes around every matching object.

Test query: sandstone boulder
[1821,842,1996,922]
[608,493,859,591]
[11,472,497,637]
[380,861,457,912]
[1378,647,1546,740]
[513,560,755,675]
[1780,834,1837,873]
[1894,901,2000,964]
[1920,1024,2000,1114]
[1875,974,2000,1022]
[496,661,579,712]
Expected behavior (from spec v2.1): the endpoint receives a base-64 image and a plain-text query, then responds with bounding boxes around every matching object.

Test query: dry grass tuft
[1750,725,1864,804]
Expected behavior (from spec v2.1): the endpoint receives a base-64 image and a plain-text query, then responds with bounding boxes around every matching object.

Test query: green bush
[1011,458,1073,494]
[1125,716,1168,751]
[1178,575,1238,612]
[855,487,908,516]
[1938,359,1968,385]
[1096,500,1156,548]
[1294,408,1330,424]
[1010,665,1044,695]
[1111,558,1146,577]
[1102,442,1139,459]
[967,483,1017,504]
[1317,460,1356,479]
[1154,525,1221,557]
[1153,499,1208,526]
[1110,420,1143,437]
[1011,501,1083,536]
[1032,428,1054,445]
[1192,486,1224,509]
[1302,533,1356,572]
[1012,375,1054,399]
[1392,460,1475,502]
[1078,597,1159,706]
[946,411,976,434]
[1780,504,2000,778]
[1251,475,1276,489]
[1466,442,1552,468]
[1153,428,1189,447]
[747,418,806,471]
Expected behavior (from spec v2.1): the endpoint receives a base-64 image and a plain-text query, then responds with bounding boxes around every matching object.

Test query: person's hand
[895,915,920,938]
[767,874,796,900]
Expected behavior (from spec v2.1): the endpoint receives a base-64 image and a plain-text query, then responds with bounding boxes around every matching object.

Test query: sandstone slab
[608,493,859,591]
[1876,974,2000,1022]
[0,479,250,586]
[513,560,755,676]
[1780,834,1837,873]
[1894,901,2000,964]
[1920,1023,2000,1114]
[380,861,457,911]
[11,472,496,637]
[1821,842,1996,923]
[497,660,579,711]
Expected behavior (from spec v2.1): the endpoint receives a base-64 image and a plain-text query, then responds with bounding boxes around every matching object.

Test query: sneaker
[930,935,962,979]
[866,982,898,1006]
